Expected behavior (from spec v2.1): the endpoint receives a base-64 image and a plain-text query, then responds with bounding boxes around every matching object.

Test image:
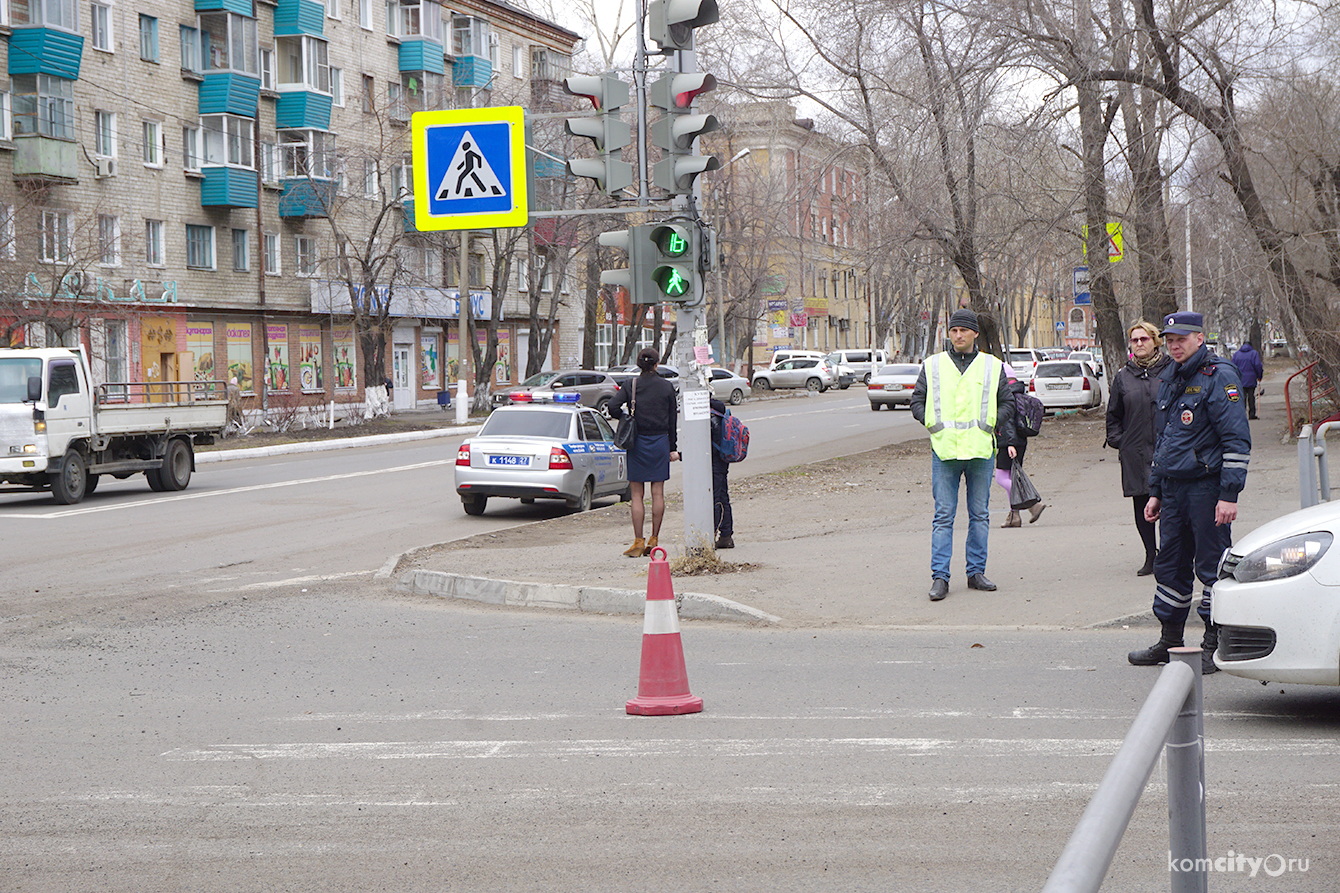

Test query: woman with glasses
[1105,320,1172,575]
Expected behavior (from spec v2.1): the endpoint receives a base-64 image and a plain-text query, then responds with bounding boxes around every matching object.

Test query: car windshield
[0,357,42,403]
[880,364,920,375]
[1037,363,1082,378]
[518,371,560,388]
[480,409,572,439]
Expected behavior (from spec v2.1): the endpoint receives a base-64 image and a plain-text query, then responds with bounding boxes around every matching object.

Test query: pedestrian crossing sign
[411,106,528,231]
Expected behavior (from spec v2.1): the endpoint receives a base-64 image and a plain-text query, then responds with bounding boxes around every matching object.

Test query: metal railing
[1298,421,1337,508]
[1042,648,1206,893]
[95,379,227,406]
[1284,361,1338,435]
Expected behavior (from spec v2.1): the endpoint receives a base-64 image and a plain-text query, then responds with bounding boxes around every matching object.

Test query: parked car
[1042,348,1070,361]
[826,349,891,384]
[1067,350,1103,376]
[827,359,858,389]
[1027,360,1103,410]
[605,363,680,391]
[455,395,629,515]
[491,369,620,412]
[769,349,826,369]
[707,367,751,405]
[1213,499,1340,685]
[1007,348,1049,383]
[752,357,836,392]
[867,363,922,410]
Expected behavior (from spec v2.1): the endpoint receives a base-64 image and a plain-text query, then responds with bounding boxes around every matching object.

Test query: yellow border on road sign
[411,106,528,231]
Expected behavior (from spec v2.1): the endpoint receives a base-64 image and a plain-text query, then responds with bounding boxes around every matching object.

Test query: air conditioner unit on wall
[94,157,118,178]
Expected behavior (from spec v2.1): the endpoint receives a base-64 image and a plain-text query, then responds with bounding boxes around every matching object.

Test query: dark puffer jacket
[1105,352,1172,496]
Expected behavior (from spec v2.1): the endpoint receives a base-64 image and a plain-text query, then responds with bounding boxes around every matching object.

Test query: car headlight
[1229,532,1333,583]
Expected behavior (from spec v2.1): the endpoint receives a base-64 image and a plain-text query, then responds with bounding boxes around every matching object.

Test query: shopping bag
[1009,459,1041,510]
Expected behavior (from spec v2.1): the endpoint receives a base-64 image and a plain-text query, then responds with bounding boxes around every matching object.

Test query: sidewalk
[393,374,1309,629]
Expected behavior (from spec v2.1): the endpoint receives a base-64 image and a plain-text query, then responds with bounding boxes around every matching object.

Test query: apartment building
[0,0,581,413]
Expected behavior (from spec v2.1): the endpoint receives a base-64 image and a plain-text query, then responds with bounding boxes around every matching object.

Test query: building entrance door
[392,345,412,410]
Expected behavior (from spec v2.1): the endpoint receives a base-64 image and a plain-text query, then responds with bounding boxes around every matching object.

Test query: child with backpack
[996,365,1047,527]
[709,397,748,549]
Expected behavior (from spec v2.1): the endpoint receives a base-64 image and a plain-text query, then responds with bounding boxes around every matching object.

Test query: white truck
[0,346,228,504]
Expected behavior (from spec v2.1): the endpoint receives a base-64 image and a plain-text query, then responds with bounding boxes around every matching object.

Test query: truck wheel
[161,439,193,491]
[84,474,100,495]
[146,468,167,491]
[50,450,87,505]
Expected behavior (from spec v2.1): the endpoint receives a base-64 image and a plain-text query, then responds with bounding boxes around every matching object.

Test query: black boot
[1137,552,1156,576]
[1201,621,1220,675]
[1128,620,1184,666]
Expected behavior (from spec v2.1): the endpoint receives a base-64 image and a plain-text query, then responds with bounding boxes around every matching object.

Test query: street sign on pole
[1073,265,1091,305]
[411,106,529,231]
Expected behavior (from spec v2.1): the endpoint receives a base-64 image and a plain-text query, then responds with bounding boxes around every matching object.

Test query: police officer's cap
[1160,311,1204,336]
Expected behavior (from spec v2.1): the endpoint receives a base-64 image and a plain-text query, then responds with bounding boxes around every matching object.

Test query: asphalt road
[4,587,1336,892]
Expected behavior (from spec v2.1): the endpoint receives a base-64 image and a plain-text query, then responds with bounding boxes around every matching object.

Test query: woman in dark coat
[607,348,680,557]
[1105,320,1173,575]
[995,367,1045,527]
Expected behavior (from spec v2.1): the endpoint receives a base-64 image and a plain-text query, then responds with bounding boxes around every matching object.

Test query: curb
[195,425,479,464]
[394,569,781,625]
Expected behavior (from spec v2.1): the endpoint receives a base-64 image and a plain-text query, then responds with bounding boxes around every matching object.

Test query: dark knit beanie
[948,308,979,333]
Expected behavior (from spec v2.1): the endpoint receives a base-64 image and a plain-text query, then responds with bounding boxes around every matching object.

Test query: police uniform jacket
[1106,352,1172,497]
[1148,344,1251,502]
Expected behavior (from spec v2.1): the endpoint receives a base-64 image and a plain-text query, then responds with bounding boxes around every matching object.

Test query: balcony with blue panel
[275,91,333,130]
[9,29,84,79]
[200,166,259,208]
[452,56,492,89]
[274,0,325,36]
[400,40,445,75]
[279,178,337,218]
[194,0,253,14]
[198,74,261,117]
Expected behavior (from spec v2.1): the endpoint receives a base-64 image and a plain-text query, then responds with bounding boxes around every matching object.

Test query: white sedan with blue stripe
[454,395,630,515]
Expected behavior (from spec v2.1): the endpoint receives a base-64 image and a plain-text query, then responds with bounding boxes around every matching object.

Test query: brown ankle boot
[643,536,658,556]
[623,537,646,557]
[1001,510,1021,528]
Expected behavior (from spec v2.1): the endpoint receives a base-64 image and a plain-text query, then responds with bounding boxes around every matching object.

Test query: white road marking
[161,736,1340,763]
[0,460,452,519]
[223,571,374,592]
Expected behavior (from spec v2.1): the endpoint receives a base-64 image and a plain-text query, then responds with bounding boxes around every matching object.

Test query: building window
[180,25,201,72]
[453,15,485,57]
[264,232,279,274]
[260,140,277,182]
[0,205,15,259]
[232,228,249,271]
[512,45,523,79]
[186,224,215,270]
[325,0,338,19]
[396,0,442,40]
[183,126,200,170]
[388,160,409,198]
[277,35,330,93]
[359,0,371,30]
[489,31,499,68]
[201,114,254,168]
[13,0,77,29]
[91,2,112,52]
[387,81,406,122]
[0,90,10,141]
[198,11,258,76]
[279,129,335,178]
[93,109,116,157]
[294,235,317,276]
[259,47,274,90]
[98,214,120,266]
[40,210,73,263]
[330,67,344,106]
[13,75,75,139]
[145,219,165,266]
[469,252,484,288]
[384,0,396,36]
[361,74,375,113]
[363,158,378,197]
[142,120,163,166]
[105,319,128,385]
[139,14,158,62]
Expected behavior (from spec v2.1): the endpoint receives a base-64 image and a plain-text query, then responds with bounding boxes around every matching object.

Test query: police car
[1213,499,1340,685]
[454,392,629,515]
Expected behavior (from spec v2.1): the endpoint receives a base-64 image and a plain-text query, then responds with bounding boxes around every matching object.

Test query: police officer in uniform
[1128,311,1251,673]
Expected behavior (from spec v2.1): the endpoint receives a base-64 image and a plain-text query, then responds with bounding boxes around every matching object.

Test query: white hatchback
[1214,500,1340,685]
[1028,360,1102,410]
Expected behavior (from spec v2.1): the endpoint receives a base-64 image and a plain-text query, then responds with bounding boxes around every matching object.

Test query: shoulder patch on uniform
[1224,385,1240,401]
[1184,386,1202,394]
[1201,366,1215,375]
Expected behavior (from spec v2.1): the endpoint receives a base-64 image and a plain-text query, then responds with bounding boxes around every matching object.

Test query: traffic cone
[626,546,703,716]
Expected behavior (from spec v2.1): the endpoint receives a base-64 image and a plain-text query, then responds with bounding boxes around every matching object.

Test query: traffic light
[563,72,634,197]
[649,72,721,196]
[646,219,700,303]
[647,0,719,54]
[599,225,654,300]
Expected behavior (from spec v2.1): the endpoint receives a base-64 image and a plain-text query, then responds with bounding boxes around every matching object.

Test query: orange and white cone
[626,546,703,716]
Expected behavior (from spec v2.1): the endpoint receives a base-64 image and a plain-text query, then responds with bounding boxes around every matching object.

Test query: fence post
[1299,424,1317,508]
[1166,647,1207,893]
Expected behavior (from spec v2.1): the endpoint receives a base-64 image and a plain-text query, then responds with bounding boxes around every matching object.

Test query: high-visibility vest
[924,351,1002,460]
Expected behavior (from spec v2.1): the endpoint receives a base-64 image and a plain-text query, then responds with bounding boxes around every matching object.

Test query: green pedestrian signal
[646,220,699,303]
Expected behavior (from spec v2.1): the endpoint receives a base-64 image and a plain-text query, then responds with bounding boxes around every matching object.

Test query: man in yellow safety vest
[910,308,1018,601]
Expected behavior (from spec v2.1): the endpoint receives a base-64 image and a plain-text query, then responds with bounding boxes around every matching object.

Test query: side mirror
[26,376,42,402]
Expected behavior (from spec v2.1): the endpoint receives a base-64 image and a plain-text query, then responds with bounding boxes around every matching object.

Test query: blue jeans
[931,454,994,580]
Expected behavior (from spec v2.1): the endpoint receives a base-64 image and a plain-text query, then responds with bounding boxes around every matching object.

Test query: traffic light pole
[668,47,715,553]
